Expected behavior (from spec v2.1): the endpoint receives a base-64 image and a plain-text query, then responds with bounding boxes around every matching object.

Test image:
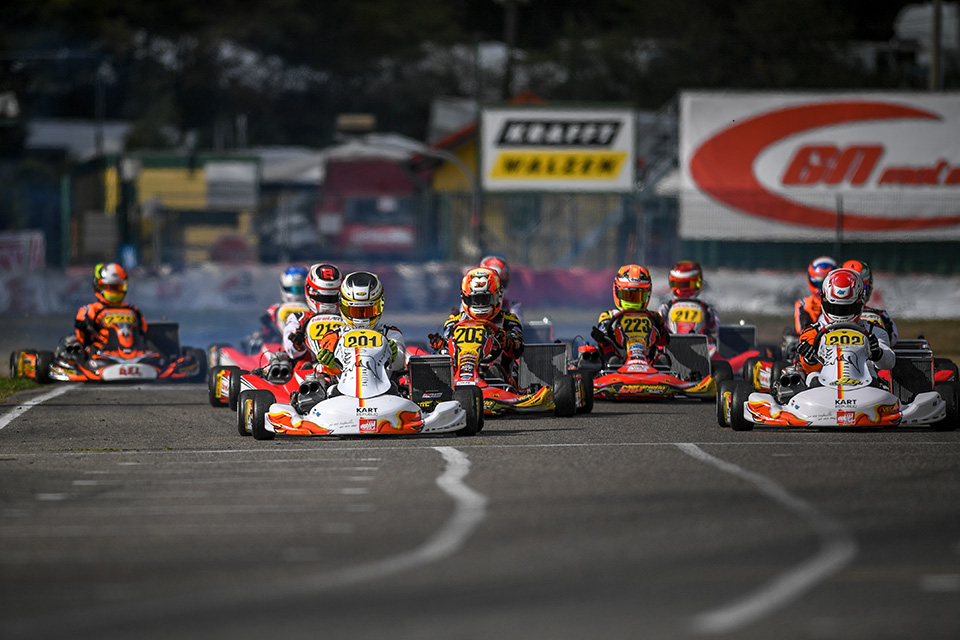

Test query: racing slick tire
[933,381,959,432]
[716,379,735,428]
[453,385,483,436]
[730,381,755,432]
[33,350,54,384]
[741,356,761,387]
[207,365,239,407]
[240,390,276,440]
[704,360,734,402]
[207,343,231,368]
[227,369,248,412]
[9,350,23,379]
[183,347,208,381]
[576,373,594,414]
[935,358,959,380]
[553,373,578,417]
[770,360,790,393]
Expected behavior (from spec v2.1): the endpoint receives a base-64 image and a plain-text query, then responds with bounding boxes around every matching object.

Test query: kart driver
[284,263,344,361]
[66,262,149,356]
[479,254,523,324]
[258,265,308,344]
[656,260,720,353]
[592,264,669,366]
[840,259,899,347]
[795,268,895,377]
[312,271,406,377]
[793,255,836,334]
[435,266,524,383]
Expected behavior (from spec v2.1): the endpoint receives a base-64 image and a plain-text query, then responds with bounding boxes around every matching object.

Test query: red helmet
[807,256,837,294]
[668,260,703,299]
[841,259,873,303]
[461,267,502,320]
[305,263,342,314]
[613,264,651,311]
[93,262,128,304]
[479,255,510,290]
[820,268,865,323]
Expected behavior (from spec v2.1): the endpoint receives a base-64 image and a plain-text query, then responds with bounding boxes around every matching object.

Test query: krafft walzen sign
[481,108,635,192]
[679,92,960,240]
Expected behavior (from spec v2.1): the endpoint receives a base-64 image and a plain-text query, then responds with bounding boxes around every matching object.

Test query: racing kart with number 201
[717,322,958,431]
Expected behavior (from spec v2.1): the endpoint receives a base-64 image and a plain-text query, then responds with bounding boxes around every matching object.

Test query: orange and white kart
[238,326,479,440]
[206,301,310,371]
[440,318,591,417]
[576,311,734,402]
[718,322,958,431]
[9,320,205,383]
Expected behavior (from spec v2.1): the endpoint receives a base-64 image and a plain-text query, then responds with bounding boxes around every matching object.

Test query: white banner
[481,107,635,192]
[679,91,960,240]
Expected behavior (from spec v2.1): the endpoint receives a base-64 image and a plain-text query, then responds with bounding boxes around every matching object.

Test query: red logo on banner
[689,101,960,230]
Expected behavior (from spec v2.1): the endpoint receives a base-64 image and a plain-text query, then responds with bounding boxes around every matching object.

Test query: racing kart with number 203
[576,311,733,401]
[717,322,958,431]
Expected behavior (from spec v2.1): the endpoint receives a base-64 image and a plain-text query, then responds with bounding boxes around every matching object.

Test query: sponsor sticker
[837,410,856,425]
[359,418,377,432]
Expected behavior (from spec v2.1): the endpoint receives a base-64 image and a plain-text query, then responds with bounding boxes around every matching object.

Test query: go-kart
[717,322,958,431]
[239,327,479,439]
[9,320,205,383]
[438,318,591,417]
[207,301,310,370]
[576,311,734,401]
[664,301,774,373]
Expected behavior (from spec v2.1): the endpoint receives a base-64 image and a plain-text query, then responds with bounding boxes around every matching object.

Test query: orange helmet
[613,264,651,311]
[841,259,873,303]
[807,256,837,294]
[479,255,510,290]
[668,260,703,299]
[93,262,128,304]
[461,267,502,320]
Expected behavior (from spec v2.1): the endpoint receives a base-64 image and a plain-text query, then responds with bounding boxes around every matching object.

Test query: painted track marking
[0,385,76,431]
[677,443,858,636]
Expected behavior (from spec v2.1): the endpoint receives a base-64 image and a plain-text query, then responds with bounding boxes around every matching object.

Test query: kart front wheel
[240,390,276,440]
[453,386,483,436]
[34,350,54,384]
[208,366,238,407]
[933,381,959,432]
[576,373,594,414]
[228,369,248,412]
[716,379,735,428]
[553,373,578,417]
[730,381,755,431]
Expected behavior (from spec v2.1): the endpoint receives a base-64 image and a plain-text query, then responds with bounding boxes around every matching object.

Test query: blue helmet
[280,266,308,302]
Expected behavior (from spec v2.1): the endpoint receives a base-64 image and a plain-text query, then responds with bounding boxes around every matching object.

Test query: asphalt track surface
[1,381,959,640]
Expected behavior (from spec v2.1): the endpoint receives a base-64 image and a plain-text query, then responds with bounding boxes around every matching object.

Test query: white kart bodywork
[264,328,467,436]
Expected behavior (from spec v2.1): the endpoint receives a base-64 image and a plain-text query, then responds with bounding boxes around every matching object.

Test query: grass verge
[0,377,40,404]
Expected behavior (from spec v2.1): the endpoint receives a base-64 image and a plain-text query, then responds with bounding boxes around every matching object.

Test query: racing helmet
[479,255,510,290]
[669,260,703,299]
[841,259,873,303]
[461,267,503,321]
[820,268,865,323]
[339,271,385,329]
[280,266,308,303]
[613,264,652,311]
[807,255,837,295]
[305,263,342,314]
[93,262,128,305]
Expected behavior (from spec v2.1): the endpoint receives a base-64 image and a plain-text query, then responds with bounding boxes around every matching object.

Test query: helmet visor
[308,291,339,307]
[284,284,305,297]
[340,298,383,320]
[464,293,497,308]
[99,283,127,302]
[616,287,649,305]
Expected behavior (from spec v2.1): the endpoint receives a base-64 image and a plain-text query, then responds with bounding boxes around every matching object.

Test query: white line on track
[676,443,858,636]
[0,385,76,431]
[4,446,487,639]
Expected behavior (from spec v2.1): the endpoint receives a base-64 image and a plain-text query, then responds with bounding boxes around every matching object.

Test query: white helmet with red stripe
[820,268,865,323]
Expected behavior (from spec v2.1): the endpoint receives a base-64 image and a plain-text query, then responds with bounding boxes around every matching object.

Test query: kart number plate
[823,329,864,346]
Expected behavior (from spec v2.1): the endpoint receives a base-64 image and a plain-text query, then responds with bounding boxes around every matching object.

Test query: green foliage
[0,377,40,404]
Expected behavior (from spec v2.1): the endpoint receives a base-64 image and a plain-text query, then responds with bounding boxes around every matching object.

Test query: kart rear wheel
[770,360,790,393]
[453,386,482,436]
[716,379,735,428]
[9,350,22,378]
[240,390,276,440]
[228,369,247,412]
[933,381,959,432]
[935,358,959,379]
[705,360,734,402]
[576,373,594,414]
[741,356,761,386]
[34,350,54,384]
[553,373,578,417]
[730,381,755,431]
[183,347,208,381]
[207,366,238,407]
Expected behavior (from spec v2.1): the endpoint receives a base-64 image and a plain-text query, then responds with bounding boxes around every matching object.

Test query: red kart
[207,301,310,370]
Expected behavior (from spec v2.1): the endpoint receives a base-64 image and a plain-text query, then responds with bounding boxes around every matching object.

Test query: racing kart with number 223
[577,311,733,401]
[717,322,958,431]
[10,318,205,383]
[239,326,479,439]
[439,318,591,417]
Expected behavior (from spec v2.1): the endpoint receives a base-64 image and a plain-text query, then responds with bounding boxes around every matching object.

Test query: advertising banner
[481,107,635,192]
[679,92,960,240]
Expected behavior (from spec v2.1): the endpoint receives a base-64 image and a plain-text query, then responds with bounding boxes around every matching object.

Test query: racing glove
[289,329,306,351]
[591,325,610,346]
[316,348,336,368]
[428,333,446,353]
[388,339,399,362]
[797,340,819,365]
[867,333,883,361]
